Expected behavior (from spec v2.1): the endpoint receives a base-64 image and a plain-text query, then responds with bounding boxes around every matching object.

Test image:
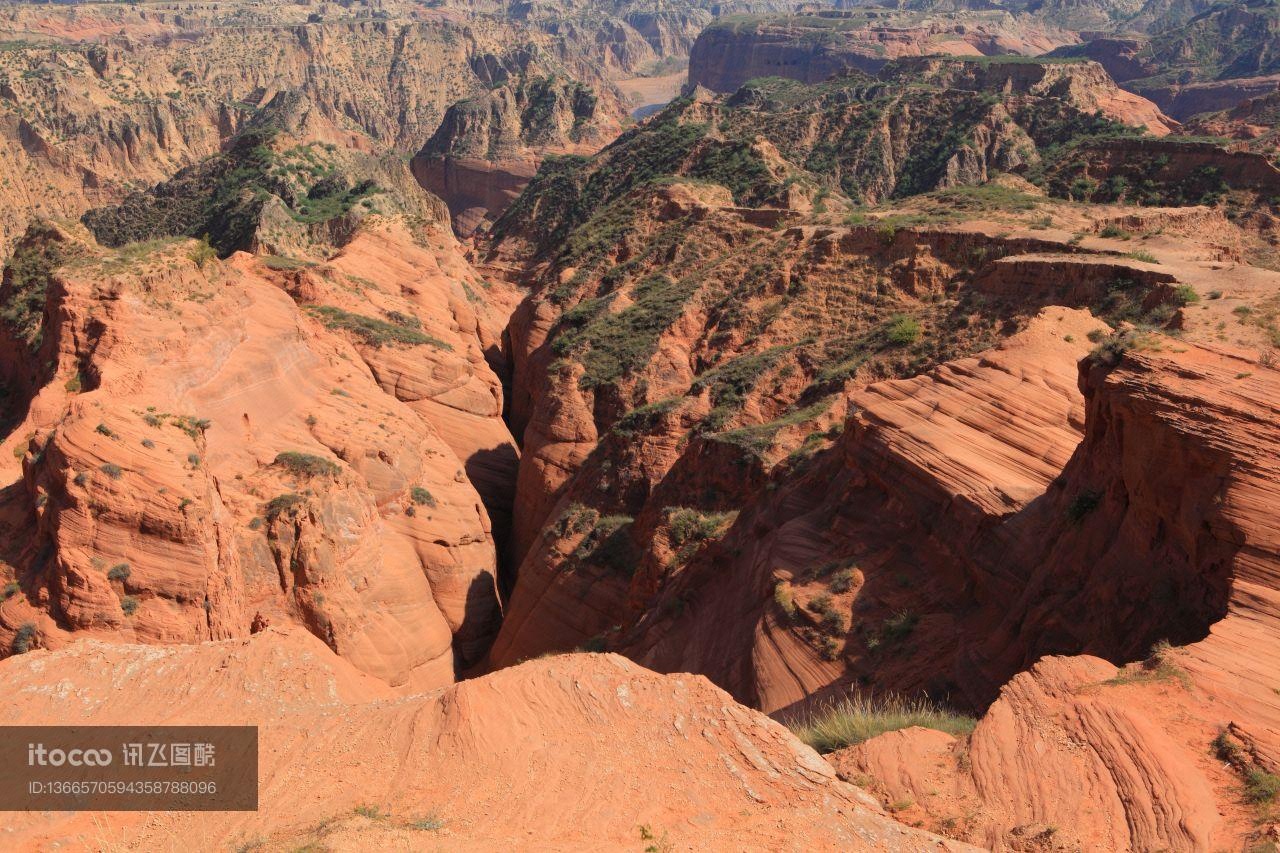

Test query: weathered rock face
[1182,88,1280,156]
[879,56,1175,135]
[492,71,1167,252]
[824,342,1280,850]
[411,75,622,236]
[619,331,1280,726]
[830,653,1246,850]
[481,67,1195,671]
[0,628,974,851]
[486,194,1192,671]
[1044,136,1280,205]
[616,308,1105,712]
[687,11,1079,93]
[0,2,632,256]
[1049,2,1280,117]
[1151,74,1280,120]
[0,219,513,690]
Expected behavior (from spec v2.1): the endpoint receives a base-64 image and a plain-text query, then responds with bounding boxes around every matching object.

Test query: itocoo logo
[27,743,113,767]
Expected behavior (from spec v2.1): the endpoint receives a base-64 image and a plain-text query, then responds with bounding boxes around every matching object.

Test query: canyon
[2,0,1280,850]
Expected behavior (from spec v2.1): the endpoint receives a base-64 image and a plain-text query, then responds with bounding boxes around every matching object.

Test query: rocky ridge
[0,627,973,851]
[687,9,1079,93]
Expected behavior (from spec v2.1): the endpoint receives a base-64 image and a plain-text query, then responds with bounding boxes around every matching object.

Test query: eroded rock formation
[0,627,973,851]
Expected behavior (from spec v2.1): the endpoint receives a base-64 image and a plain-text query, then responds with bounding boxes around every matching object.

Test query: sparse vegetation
[774,581,797,619]
[410,814,444,831]
[554,274,699,389]
[0,236,64,351]
[830,567,859,594]
[265,493,306,520]
[571,513,637,576]
[1067,489,1102,523]
[886,315,922,346]
[120,596,140,616]
[306,305,451,350]
[1104,639,1190,688]
[1246,769,1280,804]
[789,692,977,754]
[188,237,217,268]
[274,451,340,478]
[100,463,124,480]
[807,592,848,636]
[666,507,735,547]
[12,622,38,654]
[880,609,917,643]
[410,487,436,508]
[107,563,130,582]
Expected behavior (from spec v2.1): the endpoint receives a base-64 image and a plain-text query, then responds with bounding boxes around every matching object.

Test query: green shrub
[774,582,797,619]
[0,238,64,351]
[1172,284,1199,305]
[120,595,140,616]
[100,463,123,480]
[1067,489,1102,523]
[2,580,19,599]
[886,315,921,346]
[410,487,437,508]
[1088,331,1132,367]
[1099,224,1131,239]
[555,503,599,537]
[1246,769,1280,804]
[107,563,130,581]
[1126,250,1158,264]
[189,238,217,268]
[265,493,305,519]
[1213,729,1243,763]
[273,451,339,478]
[788,692,976,754]
[666,507,734,546]
[830,567,858,593]
[881,609,917,642]
[410,814,444,831]
[12,622,37,654]
[572,514,637,576]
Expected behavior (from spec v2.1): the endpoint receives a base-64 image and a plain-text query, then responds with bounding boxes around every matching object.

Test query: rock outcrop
[825,340,1280,850]
[482,70,1193,671]
[0,1,632,256]
[687,11,1078,93]
[0,218,513,690]
[879,56,1175,135]
[410,75,621,236]
[620,329,1280,723]
[0,627,973,851]
[1049,2,1280,118]
[1044,136,1280,205]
